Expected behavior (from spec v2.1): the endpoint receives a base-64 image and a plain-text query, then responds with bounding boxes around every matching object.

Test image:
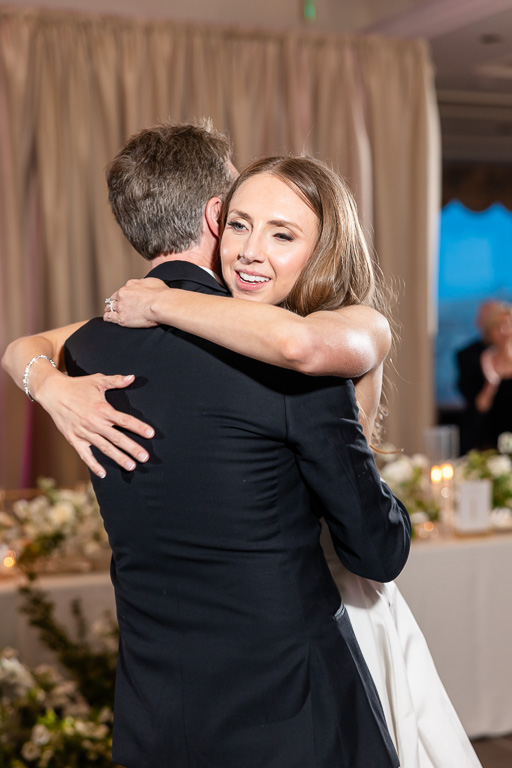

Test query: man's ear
[205,197,222,238]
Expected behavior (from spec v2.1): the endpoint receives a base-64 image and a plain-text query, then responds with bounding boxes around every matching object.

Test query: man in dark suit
[9,123,411,767]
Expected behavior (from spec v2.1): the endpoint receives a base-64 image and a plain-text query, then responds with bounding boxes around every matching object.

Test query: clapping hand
[480,349,501,387]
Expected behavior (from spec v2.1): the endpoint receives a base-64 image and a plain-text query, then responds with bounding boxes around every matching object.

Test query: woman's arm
[353,365,384,443]
[474,349,501,413]
[2,324,154,477]
[107,279,391,378]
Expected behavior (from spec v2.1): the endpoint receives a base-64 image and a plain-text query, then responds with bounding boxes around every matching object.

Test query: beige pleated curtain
[0,8,440,489]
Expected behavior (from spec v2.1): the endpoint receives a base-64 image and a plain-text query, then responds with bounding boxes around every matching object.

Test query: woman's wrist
[151,287,181,325]
[28,363,66,405]
[475,380,499,412]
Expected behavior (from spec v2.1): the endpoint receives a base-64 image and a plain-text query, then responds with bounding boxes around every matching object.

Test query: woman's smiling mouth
[236,271,271,286]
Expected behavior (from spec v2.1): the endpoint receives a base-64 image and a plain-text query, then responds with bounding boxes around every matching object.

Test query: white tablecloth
[396,531,512,738]
[2,531,511,739]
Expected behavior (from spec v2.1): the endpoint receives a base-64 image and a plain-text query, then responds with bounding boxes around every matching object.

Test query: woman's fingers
[99,425,151,465]
[95,375,155,440]
[70,375,155,467]
[76,441,109,479]
[70,423,149,476]
[37,371,155,474]
[103,281,160,327]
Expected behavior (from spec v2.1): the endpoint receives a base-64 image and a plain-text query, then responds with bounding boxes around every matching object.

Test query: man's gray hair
[106,120,234,260]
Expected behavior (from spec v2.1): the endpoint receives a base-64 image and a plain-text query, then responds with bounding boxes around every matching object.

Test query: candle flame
[431,466,442,483]
[441,463,454,480]
[3,550,16,569]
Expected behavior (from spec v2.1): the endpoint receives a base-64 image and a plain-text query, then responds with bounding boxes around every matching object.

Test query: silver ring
[104,297,116,312]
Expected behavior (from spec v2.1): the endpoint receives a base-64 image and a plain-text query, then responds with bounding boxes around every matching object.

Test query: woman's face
[489,309,512,348]
[220,173,319,305]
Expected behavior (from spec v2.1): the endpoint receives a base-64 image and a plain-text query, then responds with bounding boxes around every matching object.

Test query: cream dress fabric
[321,525,482,768]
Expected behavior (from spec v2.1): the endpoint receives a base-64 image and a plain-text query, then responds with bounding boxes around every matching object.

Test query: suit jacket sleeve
[284,377,411,582]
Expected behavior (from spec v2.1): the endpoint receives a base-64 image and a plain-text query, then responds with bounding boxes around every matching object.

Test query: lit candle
[0,545,16,575]
[431,465,443,484]
[430,465,443,512]
[440,462,454,523]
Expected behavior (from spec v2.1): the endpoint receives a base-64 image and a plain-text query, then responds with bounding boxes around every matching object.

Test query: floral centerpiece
[376,449,440,528]
[1,568,119,766]
[0,478,110,576]
[456,432,512,522]
[0,627,120,768]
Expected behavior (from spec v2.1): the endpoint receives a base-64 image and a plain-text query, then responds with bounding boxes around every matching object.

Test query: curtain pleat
[0,9,440,488]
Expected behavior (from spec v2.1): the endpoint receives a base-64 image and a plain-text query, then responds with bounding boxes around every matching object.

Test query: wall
[0,0,418,32]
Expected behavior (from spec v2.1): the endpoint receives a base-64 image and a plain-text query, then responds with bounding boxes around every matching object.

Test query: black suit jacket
[64,261,410,768]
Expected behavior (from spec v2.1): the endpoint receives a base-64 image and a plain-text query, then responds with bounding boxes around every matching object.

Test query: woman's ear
[205,197,222,238]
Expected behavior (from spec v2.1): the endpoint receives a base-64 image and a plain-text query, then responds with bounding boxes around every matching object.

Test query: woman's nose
[239,234,264,263]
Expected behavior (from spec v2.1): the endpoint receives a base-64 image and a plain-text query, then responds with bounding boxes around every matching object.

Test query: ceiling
[6,0,512,160]
[362,0,512,161]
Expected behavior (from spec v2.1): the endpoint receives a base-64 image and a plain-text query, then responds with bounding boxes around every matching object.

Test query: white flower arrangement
[0,646,119,767]
[457,433,512,513]
[498,431,512,455]
[0,478,110,575]
[376,448,440,525]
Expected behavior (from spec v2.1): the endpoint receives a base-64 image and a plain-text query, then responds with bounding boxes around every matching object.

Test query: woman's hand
[104,278,168,327]
[480,349,501,387]
[36,371,155,478]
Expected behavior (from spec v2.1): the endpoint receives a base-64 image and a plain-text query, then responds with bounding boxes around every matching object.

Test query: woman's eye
[275,232,293,242]
[226,220,246,232]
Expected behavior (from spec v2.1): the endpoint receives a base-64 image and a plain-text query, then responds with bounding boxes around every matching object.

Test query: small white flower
[93,723,109,739]
[34,663,62,684]
[62,718,76,736]
[1,647,18,660]
[48,501,75,528]
[0,656,35,689]
[23,522,39,539]
[487,455,512,478]
[12,499,30,520]
[64,701,91,719]
[31,723,51,745]
[21,741,41,761]
[411,454,429,470]
[83,540,101,556]
[52,680,78,697]
[410,511,429,524]
[380,456,414,485]
[74,719,92,736]
[498,432,512,455]
[98,706,113,723]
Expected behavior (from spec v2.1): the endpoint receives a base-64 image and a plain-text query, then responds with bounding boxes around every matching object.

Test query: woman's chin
[235,290,267,303]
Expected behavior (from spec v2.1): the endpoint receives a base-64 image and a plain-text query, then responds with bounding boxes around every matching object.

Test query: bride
[3,154,481,768]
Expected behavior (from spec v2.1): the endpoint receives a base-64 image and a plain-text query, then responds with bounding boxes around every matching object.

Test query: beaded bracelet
[22,355,57,402]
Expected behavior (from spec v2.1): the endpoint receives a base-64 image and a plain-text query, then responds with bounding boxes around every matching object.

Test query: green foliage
[0,481,120,767]
[19,586,118,709]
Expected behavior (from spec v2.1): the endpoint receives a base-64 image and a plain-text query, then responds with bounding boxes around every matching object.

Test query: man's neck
[151,248,221,279]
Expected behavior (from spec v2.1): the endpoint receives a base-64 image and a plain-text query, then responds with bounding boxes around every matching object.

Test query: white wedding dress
[321,524,482,768]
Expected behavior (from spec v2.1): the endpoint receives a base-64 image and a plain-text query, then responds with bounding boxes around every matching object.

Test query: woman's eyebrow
[228,209,303,233]
[268,218,303,233]
[228,208,252,221]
